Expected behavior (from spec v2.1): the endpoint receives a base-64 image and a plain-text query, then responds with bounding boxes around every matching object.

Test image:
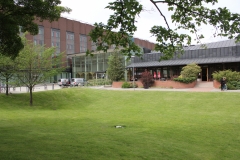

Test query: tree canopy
[89,0,240,60]
[0,0,71,58]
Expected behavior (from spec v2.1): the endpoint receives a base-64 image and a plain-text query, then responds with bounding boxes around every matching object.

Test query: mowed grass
[0,88,240,160]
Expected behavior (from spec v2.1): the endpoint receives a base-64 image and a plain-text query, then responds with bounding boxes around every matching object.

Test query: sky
[60,0,240,44]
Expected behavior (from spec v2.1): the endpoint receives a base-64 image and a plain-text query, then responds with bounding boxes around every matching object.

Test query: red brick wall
[112,80,197,89]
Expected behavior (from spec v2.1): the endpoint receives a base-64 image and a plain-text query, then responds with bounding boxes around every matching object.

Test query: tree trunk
[29,86,33,106]
[5,77,9,96]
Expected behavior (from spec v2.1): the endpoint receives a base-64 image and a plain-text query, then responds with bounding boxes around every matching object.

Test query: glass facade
[72,52,128,80]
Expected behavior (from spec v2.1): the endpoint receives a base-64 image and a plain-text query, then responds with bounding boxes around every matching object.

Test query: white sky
[60,0,240,44]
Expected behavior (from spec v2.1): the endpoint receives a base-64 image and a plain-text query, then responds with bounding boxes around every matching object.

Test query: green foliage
[86,79,112,86]
[0,0,71,58]
[121,81,131,88]
[173,77,196,84]
[0,54,18,95]
[212,70,240,82]
[107,51,125,81]
[212,70,240,90]
[121,81,138,88]
[89,0,240,60]
[180,63,201,78]
[88,0,143,58]
[14,36,65,105]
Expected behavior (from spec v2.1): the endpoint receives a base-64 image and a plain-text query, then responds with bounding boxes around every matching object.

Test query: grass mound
[0,88,240,159]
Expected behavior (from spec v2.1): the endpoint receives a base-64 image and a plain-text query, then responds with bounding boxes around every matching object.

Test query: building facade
[127,40,240,81]
[25,17,155,82]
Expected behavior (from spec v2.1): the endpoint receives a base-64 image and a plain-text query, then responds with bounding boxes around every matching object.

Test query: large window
[51,28,60,55]
[91,41,97,51]
[80,34,87,53]
[66,32,75,54]
[33,26,44,46]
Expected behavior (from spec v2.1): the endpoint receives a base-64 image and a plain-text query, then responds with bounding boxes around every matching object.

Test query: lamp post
[131,56,135,91]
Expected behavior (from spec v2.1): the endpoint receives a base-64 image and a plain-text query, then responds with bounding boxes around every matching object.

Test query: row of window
[134,46,240,63]
[33,26,88,54]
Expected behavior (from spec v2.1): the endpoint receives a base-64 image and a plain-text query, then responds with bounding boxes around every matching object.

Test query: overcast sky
[60,0,239,44]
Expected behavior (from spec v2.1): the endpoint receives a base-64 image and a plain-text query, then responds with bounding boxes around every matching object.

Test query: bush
[212,70,240,90]
[173,77,196,84]
[212,70,240,82]
[140,69,154,88]
[122,82,131,88]
[121,82,138,88]
[181,63,201,78]
[226,83,236,90]
[87,79,112,86]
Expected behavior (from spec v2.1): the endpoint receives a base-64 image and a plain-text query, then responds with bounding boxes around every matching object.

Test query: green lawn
[0,88,240,160]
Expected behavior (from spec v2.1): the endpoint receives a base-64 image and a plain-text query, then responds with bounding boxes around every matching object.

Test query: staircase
[194,81,214,88]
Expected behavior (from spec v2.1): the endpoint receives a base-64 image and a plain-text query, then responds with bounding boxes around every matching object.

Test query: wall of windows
[133,46,240,63]
[72,52,127,80]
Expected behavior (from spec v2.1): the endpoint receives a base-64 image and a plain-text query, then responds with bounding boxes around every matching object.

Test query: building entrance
[202,68,208,81]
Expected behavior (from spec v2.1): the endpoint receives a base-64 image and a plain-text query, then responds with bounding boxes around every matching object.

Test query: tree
[107,51,125,81]
[89,0,240,60]
[180,63,201,78]
[0,0,71,58]
[15,36,65,106]
[0,54,17,95]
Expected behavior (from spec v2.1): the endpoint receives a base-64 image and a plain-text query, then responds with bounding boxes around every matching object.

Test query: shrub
[180,63,201,78]
[226,82,236,90]
[173,77,196,84]
[121,82,138,88]
[140,69,154,88]
[87,79,112,86]
[129,82,138,88]
[212,70,240,82]
[122,82,131,88]
[212,70,240,90]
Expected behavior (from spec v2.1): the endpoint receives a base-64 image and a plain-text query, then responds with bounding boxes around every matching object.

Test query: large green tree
[0,54,17,95]
[15,36,64,106]
[107,51,125,81]
[0,0,71,58]
[89,0,240,60]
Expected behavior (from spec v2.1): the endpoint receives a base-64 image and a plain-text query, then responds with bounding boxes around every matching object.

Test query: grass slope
[0,88,240,160]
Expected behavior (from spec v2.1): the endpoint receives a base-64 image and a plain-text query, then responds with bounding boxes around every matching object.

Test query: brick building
[25,17,155,81]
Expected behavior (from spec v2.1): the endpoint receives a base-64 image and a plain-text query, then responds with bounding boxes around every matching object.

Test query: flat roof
[127,56,240,68]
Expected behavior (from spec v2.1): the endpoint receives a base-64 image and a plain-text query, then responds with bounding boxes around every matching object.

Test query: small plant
[122,82,131,88]
[173,77,196,84]
[121,82,138,88]
[87,79,112,86]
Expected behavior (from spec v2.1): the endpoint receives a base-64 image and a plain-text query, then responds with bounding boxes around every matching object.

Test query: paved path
[1,82,239,94]
[93,81,240,92]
